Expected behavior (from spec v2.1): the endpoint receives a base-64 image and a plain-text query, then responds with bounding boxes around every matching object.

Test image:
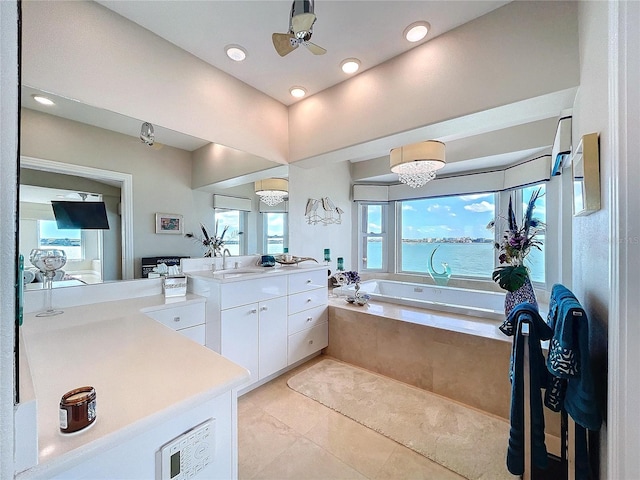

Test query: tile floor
[238,355,465,480]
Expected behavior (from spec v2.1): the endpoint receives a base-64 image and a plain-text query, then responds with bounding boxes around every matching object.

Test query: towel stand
[520,313,582,480]
[521,320,532,480]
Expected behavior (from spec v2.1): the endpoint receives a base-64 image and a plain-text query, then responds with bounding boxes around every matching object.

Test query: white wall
[288,162,353,274]
[21,0,288,165]
[0,1,18,477]
[288,0,579,163]
[21,109,214,277]
[571,1,610,476]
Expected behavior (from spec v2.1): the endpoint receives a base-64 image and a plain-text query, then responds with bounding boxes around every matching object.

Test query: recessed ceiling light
[225,44,247,62]
[403,21,431,43]
[32,94,55,106]
[289,86,307,98]
[340,58,361,74]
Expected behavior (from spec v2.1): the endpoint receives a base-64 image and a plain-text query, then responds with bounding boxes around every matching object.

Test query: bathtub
[336,279,506,321]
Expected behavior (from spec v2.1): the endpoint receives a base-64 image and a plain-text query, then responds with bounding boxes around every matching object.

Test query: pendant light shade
[390,140,446,188]
[255,178,288,206]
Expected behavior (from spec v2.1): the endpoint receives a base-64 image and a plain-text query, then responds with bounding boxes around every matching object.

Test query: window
[38,220,83,260]
[263,212,287,254]
[520,184,546,284]
[360,203,387,270]
[397,194,496,277]
[214,209,245,255]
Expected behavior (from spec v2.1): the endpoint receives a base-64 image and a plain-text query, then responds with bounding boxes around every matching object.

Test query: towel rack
[522,320,532,480]
[521,319,572,480]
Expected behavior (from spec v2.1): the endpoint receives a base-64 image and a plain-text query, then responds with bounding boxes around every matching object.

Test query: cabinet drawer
[145,302,205,331]
[288,269,329,294]
[288,305,328,335]
[220,276,287,310]
[288,322,328,365]
[177,324,205,345]
[288,288,327,315]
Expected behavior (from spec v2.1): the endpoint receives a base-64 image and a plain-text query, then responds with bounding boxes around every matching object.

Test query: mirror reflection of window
[263,212,287,254]
[214,209,245,256]
[38,220,82,260]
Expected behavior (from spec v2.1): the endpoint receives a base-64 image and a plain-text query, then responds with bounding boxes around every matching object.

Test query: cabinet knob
[260,306,268,311]
[250,309,257,314]
[306,317,312,322]
[308,340,314,345]
[306,279,312,283]
[173,316,181,322]
[307,298,312,302]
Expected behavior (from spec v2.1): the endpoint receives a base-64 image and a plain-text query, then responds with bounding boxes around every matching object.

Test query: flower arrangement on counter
[332,270,360,286]
[185,221,232,257]
[487,187,544,292]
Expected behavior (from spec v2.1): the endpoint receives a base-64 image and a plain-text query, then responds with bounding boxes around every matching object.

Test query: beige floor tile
[305,409,397,478]
[238,406,300,479]
[253,436,368,480]
[374,445,466,480]
[261,388,332,435]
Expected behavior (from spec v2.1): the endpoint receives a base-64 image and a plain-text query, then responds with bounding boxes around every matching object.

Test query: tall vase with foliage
[488,188,544,315]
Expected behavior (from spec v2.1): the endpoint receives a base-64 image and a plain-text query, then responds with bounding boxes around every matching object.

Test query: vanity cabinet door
[221,304,259,384]
[258,296,288,380]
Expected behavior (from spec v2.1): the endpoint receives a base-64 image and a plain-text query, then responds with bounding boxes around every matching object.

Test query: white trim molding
[607,1,640,478]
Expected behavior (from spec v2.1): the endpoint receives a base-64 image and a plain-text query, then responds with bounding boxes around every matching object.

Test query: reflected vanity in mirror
[571,132,601,216]
[19,87,287,288]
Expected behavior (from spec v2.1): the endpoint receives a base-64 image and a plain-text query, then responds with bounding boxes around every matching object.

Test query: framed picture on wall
[155,213,183,234]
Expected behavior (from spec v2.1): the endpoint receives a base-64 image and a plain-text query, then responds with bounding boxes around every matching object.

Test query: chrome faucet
[222,248,232,270]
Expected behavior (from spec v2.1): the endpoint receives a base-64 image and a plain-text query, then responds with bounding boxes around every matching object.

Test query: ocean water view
[367,241,545,283]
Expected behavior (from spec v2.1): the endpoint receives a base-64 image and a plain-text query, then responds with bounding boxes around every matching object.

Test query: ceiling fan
[272,0,327,57]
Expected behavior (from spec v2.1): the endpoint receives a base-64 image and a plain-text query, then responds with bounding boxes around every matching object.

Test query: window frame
[355,182,556,292]
[358,202,388,272]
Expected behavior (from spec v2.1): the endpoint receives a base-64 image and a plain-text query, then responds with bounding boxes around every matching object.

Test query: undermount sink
[211,267,279,278]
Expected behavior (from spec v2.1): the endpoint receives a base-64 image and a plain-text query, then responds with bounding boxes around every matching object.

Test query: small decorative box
[163,275,187,297]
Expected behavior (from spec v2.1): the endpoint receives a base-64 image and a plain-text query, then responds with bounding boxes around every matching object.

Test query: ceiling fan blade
[304,41,326,55]
[272,33,298,57]
[291,13,316,35]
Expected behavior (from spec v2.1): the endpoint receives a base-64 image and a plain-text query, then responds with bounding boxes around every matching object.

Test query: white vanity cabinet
[143,301,206,345]
[187,265,328,391]
[221,296,288,385]
[286,270,329,365]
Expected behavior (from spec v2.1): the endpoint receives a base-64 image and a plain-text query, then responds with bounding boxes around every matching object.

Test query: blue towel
[502,303,553,475]
[545,284,601,431]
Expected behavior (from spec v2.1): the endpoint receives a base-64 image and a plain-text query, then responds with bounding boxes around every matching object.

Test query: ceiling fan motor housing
[291,0,314,18]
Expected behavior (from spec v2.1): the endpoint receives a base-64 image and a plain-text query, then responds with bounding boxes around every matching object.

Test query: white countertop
[19,294,250,477]
[187,263,328,283]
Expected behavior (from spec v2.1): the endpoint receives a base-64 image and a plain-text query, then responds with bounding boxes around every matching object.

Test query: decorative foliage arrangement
[185,221,230,257]
[487,188,544,292]
[305,197,344,225]
[331,270,360,287]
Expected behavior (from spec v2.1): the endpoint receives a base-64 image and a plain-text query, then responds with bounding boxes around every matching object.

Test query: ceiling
[22,0,573,185]
[96,0,510,106]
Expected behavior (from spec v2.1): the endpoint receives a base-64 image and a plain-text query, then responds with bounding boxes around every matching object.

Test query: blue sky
[399,194,496,240]
[367,187,546,240]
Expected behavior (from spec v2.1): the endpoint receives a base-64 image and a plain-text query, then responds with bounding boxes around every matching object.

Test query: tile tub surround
[326,298,561,438]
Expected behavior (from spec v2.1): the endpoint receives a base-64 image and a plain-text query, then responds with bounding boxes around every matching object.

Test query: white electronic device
[160,418,215,480]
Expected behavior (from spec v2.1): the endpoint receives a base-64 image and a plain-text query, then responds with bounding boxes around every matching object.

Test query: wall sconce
[255,178,288,206]
[390,140,446,188]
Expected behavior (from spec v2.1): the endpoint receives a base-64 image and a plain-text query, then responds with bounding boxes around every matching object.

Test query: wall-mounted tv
[51,201,110,230]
